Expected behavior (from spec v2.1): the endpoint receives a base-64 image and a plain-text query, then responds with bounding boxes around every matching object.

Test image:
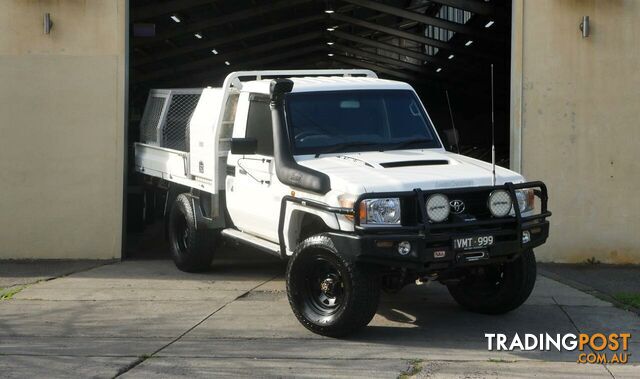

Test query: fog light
[522,230,531,244]
[398,241,411,255]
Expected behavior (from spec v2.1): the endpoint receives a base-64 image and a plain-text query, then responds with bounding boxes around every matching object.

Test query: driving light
[515,189,535,213]
[361,198,401,225]
[488,190,512,217]
[398,241,411,255]
[522,230,531,244]
[426,193,449,222]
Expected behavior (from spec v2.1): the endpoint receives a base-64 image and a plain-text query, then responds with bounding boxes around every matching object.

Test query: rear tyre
[446,249,537,314]
[286,235,380,337]
[168,194,215,272]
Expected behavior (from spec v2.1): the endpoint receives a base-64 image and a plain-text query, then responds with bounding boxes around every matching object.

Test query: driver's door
[226,93,281,242]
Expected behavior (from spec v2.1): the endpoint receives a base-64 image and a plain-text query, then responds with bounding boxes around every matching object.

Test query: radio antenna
[445,89,460,154]
[490,64,496,186]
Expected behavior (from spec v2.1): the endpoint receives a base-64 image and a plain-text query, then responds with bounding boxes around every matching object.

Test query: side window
[245,99,274,156]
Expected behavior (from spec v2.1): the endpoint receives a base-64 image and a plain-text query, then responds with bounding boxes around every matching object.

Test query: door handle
[238,168,247,175]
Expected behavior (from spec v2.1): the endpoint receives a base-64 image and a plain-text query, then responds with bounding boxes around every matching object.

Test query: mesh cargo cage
[139,89,203,151]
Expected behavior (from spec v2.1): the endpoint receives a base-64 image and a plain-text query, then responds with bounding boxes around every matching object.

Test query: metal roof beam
[137,32,323,82]
[329,13,493,61]
[332,30,432,62]
[134,14,325,67]
[329,55,429,84]
[426,0,494,16]
[134,0,313,47]
[341,0,494,39]
[132,0,215,22]
[160,45,325,87]
[331,44,433,75]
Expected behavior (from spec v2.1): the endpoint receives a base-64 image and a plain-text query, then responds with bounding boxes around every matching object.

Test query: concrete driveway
[0,247,638,378]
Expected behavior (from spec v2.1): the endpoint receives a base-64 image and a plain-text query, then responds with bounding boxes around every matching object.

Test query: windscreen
[284,90,441,155]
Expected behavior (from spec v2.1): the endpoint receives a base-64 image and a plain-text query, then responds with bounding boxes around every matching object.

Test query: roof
[240,76,413,94]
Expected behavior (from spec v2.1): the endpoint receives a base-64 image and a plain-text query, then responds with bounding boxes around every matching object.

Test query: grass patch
[398,359,423,379]
[0,286,24,300]
[613,292,640,309]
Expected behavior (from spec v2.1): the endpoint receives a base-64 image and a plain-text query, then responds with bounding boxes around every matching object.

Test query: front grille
[447,190,493,219]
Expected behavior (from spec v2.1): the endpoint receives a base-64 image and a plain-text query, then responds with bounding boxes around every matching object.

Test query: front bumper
[330,181,551,271]
[325,219,549,271]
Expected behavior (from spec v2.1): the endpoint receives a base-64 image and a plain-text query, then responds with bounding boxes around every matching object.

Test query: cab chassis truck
[134,70,551,337]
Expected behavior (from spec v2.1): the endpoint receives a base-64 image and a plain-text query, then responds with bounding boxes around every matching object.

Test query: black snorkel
[269,79,331,194]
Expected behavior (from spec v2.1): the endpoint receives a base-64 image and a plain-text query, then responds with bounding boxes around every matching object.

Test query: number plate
[453,235,494,250]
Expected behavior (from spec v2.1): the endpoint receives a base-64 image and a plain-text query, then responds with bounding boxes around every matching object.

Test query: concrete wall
[511,0,640,263]
[0,1,126,259]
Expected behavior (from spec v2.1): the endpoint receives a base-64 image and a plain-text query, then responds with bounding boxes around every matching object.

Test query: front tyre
[447,249,537,314]
[286,235,380,337]
[168,194,215,272]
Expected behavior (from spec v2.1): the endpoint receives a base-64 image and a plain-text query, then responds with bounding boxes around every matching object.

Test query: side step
[220,228,281,258]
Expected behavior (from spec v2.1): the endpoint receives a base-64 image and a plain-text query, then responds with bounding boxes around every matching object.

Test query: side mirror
[230,137,258,155]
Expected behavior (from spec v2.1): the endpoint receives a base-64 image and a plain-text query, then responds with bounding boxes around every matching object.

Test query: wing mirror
[230,138,258,155]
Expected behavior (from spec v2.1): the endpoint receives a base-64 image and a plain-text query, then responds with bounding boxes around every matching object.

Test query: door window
[245,99,274,156]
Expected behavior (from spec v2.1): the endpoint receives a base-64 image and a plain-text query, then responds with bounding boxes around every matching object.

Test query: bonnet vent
[380,160,449,168]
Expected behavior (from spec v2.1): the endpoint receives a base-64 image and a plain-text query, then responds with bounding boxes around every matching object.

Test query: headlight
[515,189,535,213]
[360,198,401,225]
[426,193,449,222]
[488,190,512,217]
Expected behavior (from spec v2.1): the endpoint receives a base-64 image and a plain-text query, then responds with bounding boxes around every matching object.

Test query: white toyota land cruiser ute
[135,70,551,337]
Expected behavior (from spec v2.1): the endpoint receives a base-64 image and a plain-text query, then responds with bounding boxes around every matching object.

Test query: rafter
[341,0,494,39]
[329,13,492,61]
[160,45,326,87]
[330,55,430,84]
[131,0,214,22]
[332,30,432,63]
[134,0,313,47]
[426,0,494,16]
[137,32,323,83]
[134,14,325,67]
[331,44,433,75]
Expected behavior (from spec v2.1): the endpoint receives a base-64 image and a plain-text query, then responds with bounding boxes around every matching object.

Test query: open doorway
[125,0,512,258]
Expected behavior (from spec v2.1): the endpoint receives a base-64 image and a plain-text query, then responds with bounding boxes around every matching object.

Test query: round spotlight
[488,190,512,217]
[426,193,450,222]
[398,241,411,255]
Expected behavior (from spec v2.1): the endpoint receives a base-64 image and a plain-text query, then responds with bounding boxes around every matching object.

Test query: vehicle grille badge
[449,199,465,214]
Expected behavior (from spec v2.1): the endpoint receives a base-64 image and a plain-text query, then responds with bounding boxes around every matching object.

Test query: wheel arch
[284,206,340,257]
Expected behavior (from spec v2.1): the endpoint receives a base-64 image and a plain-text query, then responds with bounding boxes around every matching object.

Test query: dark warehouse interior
[126,0,513,252]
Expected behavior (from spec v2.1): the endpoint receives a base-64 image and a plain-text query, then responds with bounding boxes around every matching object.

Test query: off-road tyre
[286,235,380,338]
[168,194,215,272]
[447,249,537,314]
